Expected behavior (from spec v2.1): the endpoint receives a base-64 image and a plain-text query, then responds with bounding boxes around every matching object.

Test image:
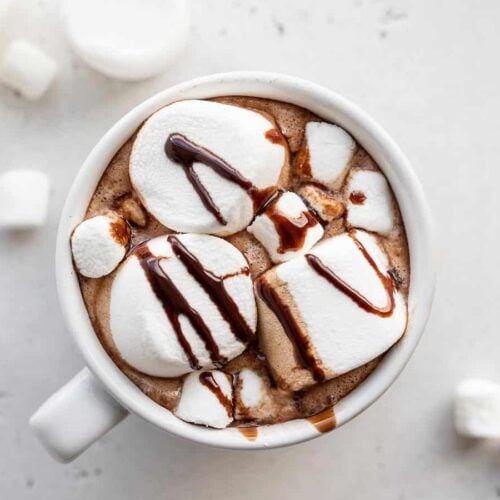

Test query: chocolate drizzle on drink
[168,235,253,343]
[255,279,326,382]
[135,244,226,370]
[349,191,366,205]
[262,191,319,254]
[238,426,258,441]
[307,407,336,433]
[199,371,233,417]
[306,231,396,317]
[165,133,278,225]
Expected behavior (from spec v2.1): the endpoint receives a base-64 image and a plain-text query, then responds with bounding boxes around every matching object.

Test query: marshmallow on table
[130,100,287,236]
[0,170,50,229]
[71,214,130,278]
[63,0,190,81]
[0,40,57,100]
[297,121,355,189]
[247,191,323,263]
[454,379,500,439]
[346,169,395,236]
[110,233,256,377]
[175,370,234,429]
[257,230,407,391]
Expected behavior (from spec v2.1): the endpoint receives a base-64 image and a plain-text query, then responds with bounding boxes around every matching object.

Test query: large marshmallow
[346,169,395,235]
[0,40,57,100]
[0,170,50,229]
[110,233,256,377]
[71,214,131,278]
[175,370,234,429]
[454,379,500,439]
[130,100,287,236]
[248,191,323,263]
[63,0,190,81]
[298,121,355,188]
[258,230,407,388]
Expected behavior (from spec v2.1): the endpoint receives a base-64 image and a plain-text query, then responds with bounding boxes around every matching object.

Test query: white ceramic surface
[31,72,434,458]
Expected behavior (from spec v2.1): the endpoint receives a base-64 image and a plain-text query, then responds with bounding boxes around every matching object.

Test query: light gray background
[1,0,499,498]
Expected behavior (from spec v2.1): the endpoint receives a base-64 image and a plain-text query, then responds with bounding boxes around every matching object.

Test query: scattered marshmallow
[0,40,57,100]
[297,121,355,188]
[130,100,287,236]
[297,184,345,223]
[238,368,264,409]
[175,370,234,429]
[63,0,190,81]
[0,170,50,229]
[248,191,323,263]
[71,214,130,278]
[110,233,256,377]
[257,230,407,390]
[346,169,395,236]
[454,379,500,439]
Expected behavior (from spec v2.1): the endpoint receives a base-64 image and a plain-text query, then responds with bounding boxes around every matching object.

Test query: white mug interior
[56,72,435,449]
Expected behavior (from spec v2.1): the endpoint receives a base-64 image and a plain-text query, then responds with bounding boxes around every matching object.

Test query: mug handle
[30,368,128,463]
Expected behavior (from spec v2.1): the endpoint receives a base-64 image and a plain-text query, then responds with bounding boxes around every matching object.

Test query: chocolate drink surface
[73,96,410,433]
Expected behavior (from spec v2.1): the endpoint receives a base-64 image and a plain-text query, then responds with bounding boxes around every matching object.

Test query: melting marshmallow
[346,169,395,235]
[71,214,130,278]
[297,184,345,223]
[454,379,500,438]
[298,121,355,188]
[0,170,50,229]
[0,40,57,100]
[258,230,407,390]
[110,233,256,377]
[63,0,190,81]
[247,191,323,263]
[175,370,233,429]
[130,100,287,236]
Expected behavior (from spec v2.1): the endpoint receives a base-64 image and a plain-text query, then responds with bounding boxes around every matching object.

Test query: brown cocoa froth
[78,96,410,427]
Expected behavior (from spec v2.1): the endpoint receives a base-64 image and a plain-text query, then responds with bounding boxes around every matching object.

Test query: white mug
[30,72,436,462]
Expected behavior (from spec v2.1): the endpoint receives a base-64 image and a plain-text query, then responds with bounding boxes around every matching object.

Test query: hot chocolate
[73,96,409,435]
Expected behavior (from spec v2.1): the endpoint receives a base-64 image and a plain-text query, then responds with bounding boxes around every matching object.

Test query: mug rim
[56,71,436,449]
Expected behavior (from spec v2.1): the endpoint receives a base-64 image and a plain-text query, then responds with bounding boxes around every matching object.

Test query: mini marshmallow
[0,170,50,229]
[297,184,345,223]
[71,214,130,278]
[0,40,57,100]
[257,230,407,390]
[454,379,500,439]
[130,100,287,236]
[175,370,233,429]
[346,169,395,236]
[238,368,264,409]
[248,191,323,263]
[110,234,256,377]
[63,0,190,81]
[297,121,355,188]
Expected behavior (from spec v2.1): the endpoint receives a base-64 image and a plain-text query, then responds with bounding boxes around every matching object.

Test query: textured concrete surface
[1,0,500,498]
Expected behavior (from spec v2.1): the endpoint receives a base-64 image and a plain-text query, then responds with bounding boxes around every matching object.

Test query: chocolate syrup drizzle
[199,372,233,417]
[135,237,252,370]
[307,407,336,433]
[168,235,253,343]
[264,191,319,254]
[165,133,276,225]
[306,231,395,317]
[255,279,326,382]
[256,230,396,381]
